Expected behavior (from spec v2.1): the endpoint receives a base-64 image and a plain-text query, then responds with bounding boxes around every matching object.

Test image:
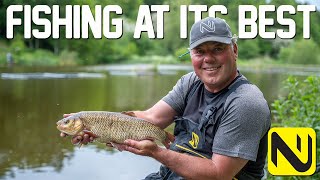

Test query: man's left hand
[120,139,161,157]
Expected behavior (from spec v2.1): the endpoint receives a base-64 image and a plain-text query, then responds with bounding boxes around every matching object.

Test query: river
[0,64,318,180]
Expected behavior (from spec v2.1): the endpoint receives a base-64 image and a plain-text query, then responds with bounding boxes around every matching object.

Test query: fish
[56,111,173,148]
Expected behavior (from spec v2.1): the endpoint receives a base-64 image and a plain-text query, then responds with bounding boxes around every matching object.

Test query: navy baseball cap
[179,17,233,58]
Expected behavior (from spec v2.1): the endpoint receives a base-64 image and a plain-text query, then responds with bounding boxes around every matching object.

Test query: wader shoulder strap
[224,79,251,100]
[183,76,251,133]
[184,79,202,105]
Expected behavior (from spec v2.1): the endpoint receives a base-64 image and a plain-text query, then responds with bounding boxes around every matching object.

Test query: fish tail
[162,131,175,149]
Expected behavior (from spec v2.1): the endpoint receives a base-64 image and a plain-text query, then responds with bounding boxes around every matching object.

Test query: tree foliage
[0,0,320,65]
[279,39,320,64]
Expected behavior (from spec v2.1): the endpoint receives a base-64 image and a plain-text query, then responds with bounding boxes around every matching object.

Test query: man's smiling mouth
[203,66,221,71]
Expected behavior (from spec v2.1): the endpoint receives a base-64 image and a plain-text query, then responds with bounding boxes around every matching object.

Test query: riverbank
[80,60,320,78]
[1,47,320,77]
[237,57,320,76]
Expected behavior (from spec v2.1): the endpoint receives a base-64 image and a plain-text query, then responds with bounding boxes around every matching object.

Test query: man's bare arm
[133,100,177,129]
[124,139,248,180]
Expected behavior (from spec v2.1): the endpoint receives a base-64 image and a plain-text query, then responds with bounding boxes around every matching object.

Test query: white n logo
[200,21,215,33]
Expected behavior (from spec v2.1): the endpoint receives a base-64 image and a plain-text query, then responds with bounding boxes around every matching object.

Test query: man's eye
[194,50,203,55]
[215,48,223,51]
[212,47,225,53]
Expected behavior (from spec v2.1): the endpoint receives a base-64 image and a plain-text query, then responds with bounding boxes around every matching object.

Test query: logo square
[268,127,316,175]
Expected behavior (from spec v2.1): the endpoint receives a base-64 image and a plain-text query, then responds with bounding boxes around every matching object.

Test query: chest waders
[145,77,263,180]
[170,79,249,159]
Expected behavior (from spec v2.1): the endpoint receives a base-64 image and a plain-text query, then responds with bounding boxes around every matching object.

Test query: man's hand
[60,131,95,145]
[121,139,161,157]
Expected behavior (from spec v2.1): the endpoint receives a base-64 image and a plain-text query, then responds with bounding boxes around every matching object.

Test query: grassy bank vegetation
[269,76,320,179]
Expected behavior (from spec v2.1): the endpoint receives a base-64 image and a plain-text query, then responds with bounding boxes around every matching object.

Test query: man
[62,17,270,180]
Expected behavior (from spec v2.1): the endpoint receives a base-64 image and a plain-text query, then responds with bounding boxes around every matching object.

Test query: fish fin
[82,129,99,138]
[75,140,84,148]
[121,111,136,117]
[145,137,155,141]
[166,131,175,142]
[162,131,175,149]
[110,142,123,152]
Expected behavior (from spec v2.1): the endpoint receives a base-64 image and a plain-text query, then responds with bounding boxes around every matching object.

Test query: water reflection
[0,72,106,80]
[0,65,314,180]
[2,148,160,180]
[0,69,181,180]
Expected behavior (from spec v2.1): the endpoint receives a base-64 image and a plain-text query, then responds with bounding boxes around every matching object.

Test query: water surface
[0,64,317,180]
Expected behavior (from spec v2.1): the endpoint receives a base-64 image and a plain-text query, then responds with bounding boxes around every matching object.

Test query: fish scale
[56,111,168,144]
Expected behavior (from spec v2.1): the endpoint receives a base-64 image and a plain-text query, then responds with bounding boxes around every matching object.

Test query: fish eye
[64,119,70,124]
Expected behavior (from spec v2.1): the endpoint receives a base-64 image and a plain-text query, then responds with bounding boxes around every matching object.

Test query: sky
[296,0,320,10]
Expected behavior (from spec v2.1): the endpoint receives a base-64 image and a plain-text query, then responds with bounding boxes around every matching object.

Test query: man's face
[190,41,238,93]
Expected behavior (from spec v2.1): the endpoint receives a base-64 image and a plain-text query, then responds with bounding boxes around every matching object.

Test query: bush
[0,53,6,65]
[279,39,320,65]
[238,39,260,59]
[271,76,320,179]
[59,50,78,66]
[9,34,26,56]
[0,42,9,66]
[174,47,190,62]
[17,49,59,66]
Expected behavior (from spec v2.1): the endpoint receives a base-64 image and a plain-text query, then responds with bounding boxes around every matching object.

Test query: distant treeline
[0,0,320,66]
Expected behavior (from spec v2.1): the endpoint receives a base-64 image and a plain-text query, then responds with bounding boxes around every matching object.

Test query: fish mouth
[56,120,63,126]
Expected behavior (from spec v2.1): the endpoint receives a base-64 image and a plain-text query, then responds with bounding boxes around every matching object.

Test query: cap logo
[200,21,215,33]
